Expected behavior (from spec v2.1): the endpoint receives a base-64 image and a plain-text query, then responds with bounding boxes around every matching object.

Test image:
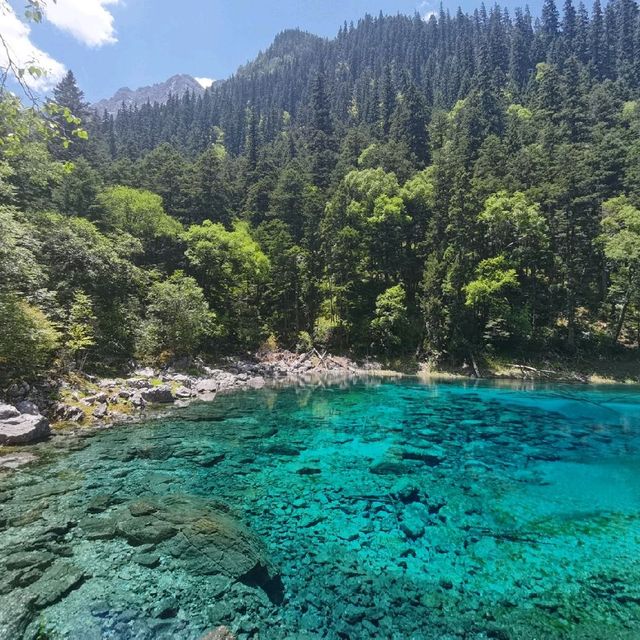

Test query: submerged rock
[391,479,422,504]
[154,596,179,618]
[400,502,431,540]
[0,592,37,640]
[79,515,118,540]
[28,560,86,608]
[153,496,284,603]
[201,627,236,640]
[117,516,177,545]
[196,452,226,467]
[134,552,160,568]
[5,551,56,572]
[265,443,301,456]
[296,466,322,475]
[0,452,37,470]
[369,459,409,475]
[128,499,158,517]
[399,445,446,466]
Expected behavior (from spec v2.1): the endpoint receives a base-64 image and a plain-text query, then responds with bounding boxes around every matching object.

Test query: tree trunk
[612,295,630,345]
[567,297,576,352]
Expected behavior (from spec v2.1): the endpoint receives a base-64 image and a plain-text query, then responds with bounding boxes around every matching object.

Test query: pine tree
[379,64,395,136]
[49,70,91,160]
[541,0,560,45]
[562,0,577,47]
[590,0,606,76]
[390,73,430,166]
[308,60,336,189]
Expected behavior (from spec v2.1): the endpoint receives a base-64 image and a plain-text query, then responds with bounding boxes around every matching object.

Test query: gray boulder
[82,392,108,406]
[140,385,174,404]
[195,379,218,394]
[54,402,85,423]
[93,403,109,419]
[127,378,152,389]
[247,376,266,389]
[131,394,146,408]
[134,367,155,378]
[0,413,50,445]
[14,401,40,415]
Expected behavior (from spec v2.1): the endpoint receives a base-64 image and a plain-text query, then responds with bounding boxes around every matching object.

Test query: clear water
[2,377,640,640]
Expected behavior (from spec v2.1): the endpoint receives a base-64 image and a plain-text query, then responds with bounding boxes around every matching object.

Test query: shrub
[0,295,60,384]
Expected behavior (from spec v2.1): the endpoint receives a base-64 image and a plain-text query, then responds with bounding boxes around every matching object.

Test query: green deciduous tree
[138,272,218,359]
[599,196,640,344]
[93,186,183,267]
[184,220,270,347]
[63,290,97,370]
[371,284,410,353]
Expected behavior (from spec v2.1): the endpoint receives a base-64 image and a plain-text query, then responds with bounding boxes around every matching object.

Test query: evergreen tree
[391,74,430,166]
[49,70,91,160]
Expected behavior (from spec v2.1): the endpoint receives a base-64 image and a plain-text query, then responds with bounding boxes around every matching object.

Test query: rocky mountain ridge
[93,73,207,115]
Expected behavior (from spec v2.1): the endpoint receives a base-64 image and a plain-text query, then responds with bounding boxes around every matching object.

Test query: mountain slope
[97,4,640,158]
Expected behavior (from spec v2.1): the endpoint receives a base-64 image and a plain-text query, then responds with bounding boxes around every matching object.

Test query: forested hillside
[2,0,640,385]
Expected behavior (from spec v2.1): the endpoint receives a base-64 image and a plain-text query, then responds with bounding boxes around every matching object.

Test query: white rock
[247,376,266,389]
[0,404,20,420]
[134,367,156,378]
[195,379,219,394]
[0,413,50,445]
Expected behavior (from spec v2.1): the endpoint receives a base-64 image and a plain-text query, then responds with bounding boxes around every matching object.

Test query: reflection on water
[2,377,640,639]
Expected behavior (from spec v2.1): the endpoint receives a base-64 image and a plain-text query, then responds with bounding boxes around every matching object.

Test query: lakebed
[1,376,640,639]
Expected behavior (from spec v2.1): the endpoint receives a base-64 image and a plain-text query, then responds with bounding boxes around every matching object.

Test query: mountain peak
[93,74,209,115]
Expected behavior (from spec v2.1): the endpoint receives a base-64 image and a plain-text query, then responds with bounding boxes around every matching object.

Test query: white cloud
[44,0,120,47]
[0,4,66,90]
[418,0,436,21]
[195,77,214,89]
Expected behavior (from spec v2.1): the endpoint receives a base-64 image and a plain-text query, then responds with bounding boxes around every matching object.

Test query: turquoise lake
[2,377,640,639]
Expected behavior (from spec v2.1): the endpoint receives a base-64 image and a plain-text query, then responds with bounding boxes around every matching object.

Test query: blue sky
[6,0,548,102]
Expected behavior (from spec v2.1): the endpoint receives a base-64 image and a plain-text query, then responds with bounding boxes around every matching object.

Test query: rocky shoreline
[0,350,377,470]
[4,348,635,467]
